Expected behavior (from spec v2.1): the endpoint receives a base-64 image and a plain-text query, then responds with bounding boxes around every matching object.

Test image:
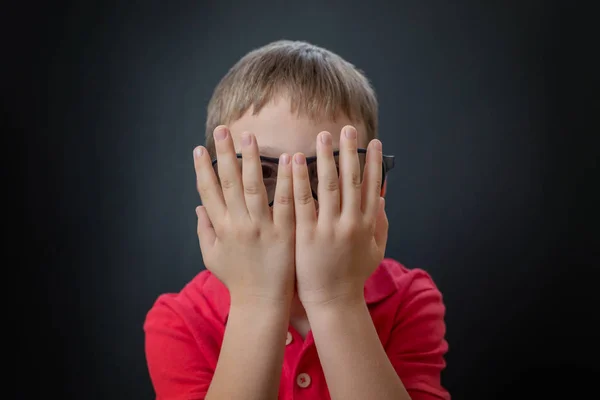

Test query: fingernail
[320,132,332,145]
[280,153,290,165]
[214,127,227,141]
[194,147,204,157]
[294,153,306,164]
[241,132,252,147]
[373,139,382,151]
[344,126,357,139]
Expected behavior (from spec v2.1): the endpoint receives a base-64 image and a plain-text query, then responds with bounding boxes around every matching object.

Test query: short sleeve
[385,273,450,400]
[144,296,215,400]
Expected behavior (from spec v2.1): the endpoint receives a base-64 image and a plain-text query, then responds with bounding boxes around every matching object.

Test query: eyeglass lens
[213,153,375,205]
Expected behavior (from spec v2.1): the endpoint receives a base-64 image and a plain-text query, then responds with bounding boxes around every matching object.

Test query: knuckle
[196,181,211,194]
[373,177,383,191]
[323,178,339,192]
[220,178,236,190]
[243,183,262,196]
[235,224,262,240]
[295,191,314,206]
[350,172,362,188]
[275,193,293,206]
[196,177,214,194]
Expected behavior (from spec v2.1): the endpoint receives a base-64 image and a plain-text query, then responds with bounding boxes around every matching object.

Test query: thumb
[374,197,389,250]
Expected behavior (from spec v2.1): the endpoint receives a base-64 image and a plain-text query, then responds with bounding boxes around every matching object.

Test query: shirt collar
[203,260,397,323]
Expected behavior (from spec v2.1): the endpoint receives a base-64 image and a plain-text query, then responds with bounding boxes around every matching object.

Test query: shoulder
[367,258,444,306]
[144,271,226,398]
[386,258,443,296]
[144,269,229,336]
[367,258,446,336]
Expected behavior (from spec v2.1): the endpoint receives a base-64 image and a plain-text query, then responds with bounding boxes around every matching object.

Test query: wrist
[301,289,366,316]
[304,294,369,334]
[230,291,293,314]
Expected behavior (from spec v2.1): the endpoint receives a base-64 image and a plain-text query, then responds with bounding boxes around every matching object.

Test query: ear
[380,179,387,197]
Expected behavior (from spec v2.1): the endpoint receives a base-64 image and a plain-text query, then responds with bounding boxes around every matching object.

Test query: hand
[193,126,296,304]
[292,125,389,307]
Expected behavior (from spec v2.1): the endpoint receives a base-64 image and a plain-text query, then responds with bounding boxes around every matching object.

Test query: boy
[144,40,449,400]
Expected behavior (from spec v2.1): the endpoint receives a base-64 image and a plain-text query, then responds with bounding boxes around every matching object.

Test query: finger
[196,206,217,251]
[272,153,295,228]
[339,125,362,217]
[240,132,270,221]
[362,139,383,222]
[374,197,389,250]
[316,131,340,220]
[292,153,317,227]
[193,145,226,229]
[214,125,248,217]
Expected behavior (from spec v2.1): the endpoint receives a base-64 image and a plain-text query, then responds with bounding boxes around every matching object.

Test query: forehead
[227,97,367,157]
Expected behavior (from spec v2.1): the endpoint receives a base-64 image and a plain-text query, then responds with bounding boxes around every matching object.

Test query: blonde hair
[205,40,378,157]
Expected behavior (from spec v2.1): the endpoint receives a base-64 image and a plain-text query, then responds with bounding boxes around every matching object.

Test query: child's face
[227,96,367,158]
[223,95,368,206]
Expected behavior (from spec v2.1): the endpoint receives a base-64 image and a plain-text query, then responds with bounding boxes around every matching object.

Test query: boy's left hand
[292,125,389,308]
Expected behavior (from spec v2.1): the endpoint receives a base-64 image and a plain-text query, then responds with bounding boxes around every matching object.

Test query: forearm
[306,296,410,400]
[206,295,290,400]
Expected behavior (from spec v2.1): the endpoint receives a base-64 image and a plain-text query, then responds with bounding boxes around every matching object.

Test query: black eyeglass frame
[211,148,395,204]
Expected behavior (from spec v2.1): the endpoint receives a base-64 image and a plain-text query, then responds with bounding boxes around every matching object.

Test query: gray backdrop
[16,1,597,399]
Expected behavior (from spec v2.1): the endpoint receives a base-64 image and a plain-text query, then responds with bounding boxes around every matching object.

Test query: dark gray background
[12,0,597,399]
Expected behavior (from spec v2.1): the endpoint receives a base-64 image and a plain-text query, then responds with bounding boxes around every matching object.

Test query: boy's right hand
[193,126,296,305]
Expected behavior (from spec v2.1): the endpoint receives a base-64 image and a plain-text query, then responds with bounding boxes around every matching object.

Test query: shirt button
[296,373,311,388]
[286,331,293,345]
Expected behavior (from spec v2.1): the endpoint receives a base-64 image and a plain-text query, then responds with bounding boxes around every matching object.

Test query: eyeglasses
[211,148,395,206]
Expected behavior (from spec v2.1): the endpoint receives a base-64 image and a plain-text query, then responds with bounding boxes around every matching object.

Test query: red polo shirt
[144,258,450,399]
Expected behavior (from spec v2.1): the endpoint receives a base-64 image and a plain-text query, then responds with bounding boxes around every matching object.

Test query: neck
[289,293,311,339]
[290,293,306,318]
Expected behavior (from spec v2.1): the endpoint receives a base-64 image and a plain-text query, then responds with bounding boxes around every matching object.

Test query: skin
[227,96,368,337]
[193,95,410,400]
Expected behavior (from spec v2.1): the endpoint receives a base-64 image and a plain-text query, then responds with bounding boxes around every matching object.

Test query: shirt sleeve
[144,296,215,400]
[385,273,450,400]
